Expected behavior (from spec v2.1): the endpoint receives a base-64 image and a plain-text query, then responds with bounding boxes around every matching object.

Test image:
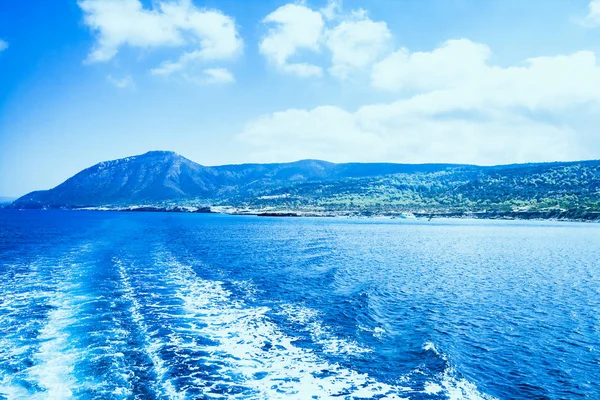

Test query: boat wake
[0,247,495,399]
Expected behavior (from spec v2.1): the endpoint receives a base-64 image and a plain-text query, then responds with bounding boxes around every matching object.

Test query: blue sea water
[0,210,599,399]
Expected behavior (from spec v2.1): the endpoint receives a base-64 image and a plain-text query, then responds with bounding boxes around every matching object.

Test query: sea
[0,210,598,399]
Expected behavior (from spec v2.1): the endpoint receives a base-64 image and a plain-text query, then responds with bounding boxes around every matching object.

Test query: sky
[1,0,600,197]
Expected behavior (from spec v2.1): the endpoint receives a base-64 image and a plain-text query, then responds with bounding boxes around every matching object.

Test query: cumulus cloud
[240,41,600,165]
[151,50,207,76]
[581,0,600,27]
[320,0,343,21]
[240,106,387,161]
[325,12,392,79]
[259,3,325,77]
[174,68,235,85]
[202,67,235,84]
[259,2,391,79]
[0,39,8,52]
[238,104,583,165]
[79,0,241,78]
[372,39,491,92]
[372,39,600,112]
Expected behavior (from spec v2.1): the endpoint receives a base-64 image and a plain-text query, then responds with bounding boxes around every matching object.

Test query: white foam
[4,248,138,399]
[27,291,81,400]
[160,258,408,399]
[278,303,373,356]
[421,342,497,400]
[358,324,387,340]
[0,383,31,400]
[423,341,439,354]
[424,382,444,394]
[0,256,84,400]
[160,258,496,400]
[114,257,183,399]
[1,250,496,400]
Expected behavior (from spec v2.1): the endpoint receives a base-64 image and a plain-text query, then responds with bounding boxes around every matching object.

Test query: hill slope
[243,161,600,219]
[12,151,461,208]
[13,151,215,208]
[10,151,600,219]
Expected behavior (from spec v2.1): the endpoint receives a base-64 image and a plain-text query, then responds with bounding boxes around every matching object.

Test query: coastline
[4,205,600,223]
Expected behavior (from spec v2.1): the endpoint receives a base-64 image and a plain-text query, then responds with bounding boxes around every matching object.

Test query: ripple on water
[1,244,496,400]
[134,254,494,399]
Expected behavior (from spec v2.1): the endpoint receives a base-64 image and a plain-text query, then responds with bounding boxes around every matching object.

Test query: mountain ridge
[9,151,600,220]
[11,151,470,208]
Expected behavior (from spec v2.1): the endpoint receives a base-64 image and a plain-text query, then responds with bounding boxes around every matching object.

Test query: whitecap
[27,290,81,400]
[420,341,497,400]
[278,303,373,356]
[114,257,182,399]
[160,257,408,399]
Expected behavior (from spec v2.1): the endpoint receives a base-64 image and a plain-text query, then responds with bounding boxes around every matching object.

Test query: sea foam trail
[114,257,182,399]
[277,304,374,356]
[27,287,84,400]
[420,343,497,400]
[0,263,55,399]
[155,256,408,399]
[158,254,497,400]
[0,246,93,400]
[0,246,494,400]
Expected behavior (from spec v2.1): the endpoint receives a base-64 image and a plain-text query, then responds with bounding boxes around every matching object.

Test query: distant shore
[5,204,600,223]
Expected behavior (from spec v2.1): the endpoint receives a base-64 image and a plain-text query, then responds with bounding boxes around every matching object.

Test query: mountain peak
[13,152,599,212]
[141,150,179,157]
[12,150,210,208]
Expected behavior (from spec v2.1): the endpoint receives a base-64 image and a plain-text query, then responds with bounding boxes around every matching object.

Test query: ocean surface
[0,210,599,400]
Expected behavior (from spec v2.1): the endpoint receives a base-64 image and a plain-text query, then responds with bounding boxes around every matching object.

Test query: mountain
[10,151,600,220]
[247,160,600,218]
[13,151,213,208]
[11,151,461,209]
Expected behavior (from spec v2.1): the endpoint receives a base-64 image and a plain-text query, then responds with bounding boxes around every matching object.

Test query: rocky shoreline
[5,204,599,223]
[413,210,600,222]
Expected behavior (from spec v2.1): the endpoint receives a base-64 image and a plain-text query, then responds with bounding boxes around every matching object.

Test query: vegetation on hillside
[220,162,600,219]
[10,151,600,220]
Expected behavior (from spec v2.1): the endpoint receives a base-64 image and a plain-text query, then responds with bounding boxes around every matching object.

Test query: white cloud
[259,3,325,77]
[240,106,387,161]
[325,13,392,79]
[151,50,204,76]
[320,0,342,21]
[202,68,235,84]
[581,0,600,27]
[238,104,583,165]
[0,39,8,52]
[372,40,600,112]
[79,0,242,76]
[259,2,390,79]
[176,68,235,85]
[240,41,600,165]
[106,74,135,89]
[372,39,490,92]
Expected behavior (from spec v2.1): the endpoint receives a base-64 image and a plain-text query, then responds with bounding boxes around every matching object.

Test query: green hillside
[225,161,600,220]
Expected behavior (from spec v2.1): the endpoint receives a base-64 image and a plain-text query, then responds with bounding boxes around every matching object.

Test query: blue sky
[1,0,600,196]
